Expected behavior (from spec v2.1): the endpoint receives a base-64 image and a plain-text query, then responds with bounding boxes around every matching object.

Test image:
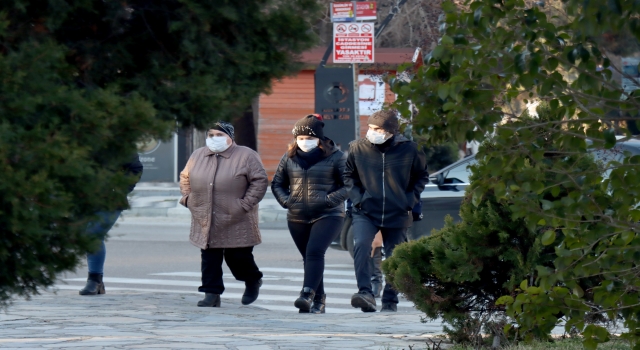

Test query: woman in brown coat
[179,121,268,307]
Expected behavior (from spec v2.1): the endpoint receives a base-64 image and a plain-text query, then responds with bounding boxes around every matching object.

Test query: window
[444,159,476,184]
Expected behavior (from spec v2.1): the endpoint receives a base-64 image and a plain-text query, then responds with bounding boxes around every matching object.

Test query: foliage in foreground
[449,338,631,350]
[0,0,319,307]
[390,0,640,347]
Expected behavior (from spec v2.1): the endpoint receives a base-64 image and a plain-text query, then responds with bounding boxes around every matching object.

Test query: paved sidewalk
[0,290,449,350]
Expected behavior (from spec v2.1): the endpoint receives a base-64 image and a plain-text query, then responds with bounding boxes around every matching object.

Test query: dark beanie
[368,110,399,134]
[292,114,324,139]
[210,121,235,140]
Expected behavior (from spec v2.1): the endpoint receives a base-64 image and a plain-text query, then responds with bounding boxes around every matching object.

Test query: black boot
[79,273,105,296]
[294,287,316,313]
[351,291,377,312]
[197,293,221,307]
[310,294,326,314]
[241,279,262,305]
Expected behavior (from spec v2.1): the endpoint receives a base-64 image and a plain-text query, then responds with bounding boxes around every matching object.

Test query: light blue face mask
[206,136,230,152]
[296,139,319,152]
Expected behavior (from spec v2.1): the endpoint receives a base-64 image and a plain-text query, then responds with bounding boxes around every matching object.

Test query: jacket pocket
[359,191,372,210]
[285,195,293,208]
[325,191,341,207]
[180,194,189,208]
[404,192,414,210]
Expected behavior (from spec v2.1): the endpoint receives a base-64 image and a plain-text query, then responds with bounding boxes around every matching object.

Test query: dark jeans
[288,216,344,295]
[85,211,122,274]
[352,213,408,304]
[199,246,263,294]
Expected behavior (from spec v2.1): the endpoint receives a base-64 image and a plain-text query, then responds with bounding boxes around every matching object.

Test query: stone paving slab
[0,290,449,350]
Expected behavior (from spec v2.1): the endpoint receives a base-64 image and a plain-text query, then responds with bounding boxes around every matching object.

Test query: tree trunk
[232,102,258,151]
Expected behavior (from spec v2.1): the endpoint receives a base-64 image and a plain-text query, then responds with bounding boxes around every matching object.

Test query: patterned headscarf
[211,121,235,140]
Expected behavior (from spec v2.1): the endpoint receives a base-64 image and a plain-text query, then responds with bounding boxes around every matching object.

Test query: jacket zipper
[210,154,220,223]
[303,168,308,220]
[381,152,386,227]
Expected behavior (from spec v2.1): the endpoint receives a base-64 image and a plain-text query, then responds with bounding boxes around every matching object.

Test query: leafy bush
[0,0,319,307]
[383,179,544,343]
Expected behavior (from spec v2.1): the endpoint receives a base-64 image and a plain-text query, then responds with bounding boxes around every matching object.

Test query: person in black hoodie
[271,114,348,313]
[79,154,143,295]
[344,110,429,312]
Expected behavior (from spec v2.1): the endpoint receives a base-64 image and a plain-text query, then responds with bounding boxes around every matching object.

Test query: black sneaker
[380,302,397,312]
[350,292,377,312]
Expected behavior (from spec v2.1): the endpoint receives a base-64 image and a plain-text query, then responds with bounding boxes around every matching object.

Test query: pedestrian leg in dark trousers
[288,217,343,313]
[224,246,264,305]
[379,227,408,311]
[199,247,263,306]
[369,231,383,298]
[198,248,225,307]
[350,213,380,312]
[369,246,383,298]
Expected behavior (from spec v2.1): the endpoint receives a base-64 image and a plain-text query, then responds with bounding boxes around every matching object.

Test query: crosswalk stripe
[63,277,357,295]
[53,285,416,309]
[151,272,359,285]
[261,267,355,276]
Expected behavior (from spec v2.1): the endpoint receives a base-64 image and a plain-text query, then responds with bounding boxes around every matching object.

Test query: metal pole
[374,0,408,39]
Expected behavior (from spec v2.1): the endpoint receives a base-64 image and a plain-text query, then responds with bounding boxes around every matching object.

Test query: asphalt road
[54,215,419,313]
[61,215,353,280]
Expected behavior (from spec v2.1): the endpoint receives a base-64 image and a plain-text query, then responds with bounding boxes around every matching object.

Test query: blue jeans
[352,212,408,304]
[85,211,121,274]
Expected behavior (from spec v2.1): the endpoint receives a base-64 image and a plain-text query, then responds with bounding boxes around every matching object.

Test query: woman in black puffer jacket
[271,114,347,314]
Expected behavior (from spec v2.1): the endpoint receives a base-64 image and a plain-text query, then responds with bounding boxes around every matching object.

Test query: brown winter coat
[179,143,268,249]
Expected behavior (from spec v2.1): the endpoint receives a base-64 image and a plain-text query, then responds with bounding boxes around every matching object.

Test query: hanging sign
[331,2,355,22]
[333,22,375,63]
[355,1,377,21]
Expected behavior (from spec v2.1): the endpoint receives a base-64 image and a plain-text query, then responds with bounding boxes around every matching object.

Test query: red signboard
[333,22,375,63]
[355,1,377,21]
[331,2,355,22]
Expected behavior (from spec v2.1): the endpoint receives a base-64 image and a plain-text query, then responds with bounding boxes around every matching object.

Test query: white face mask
[206,136,231,153]
[366,129,389,144]
[297,139,319,152]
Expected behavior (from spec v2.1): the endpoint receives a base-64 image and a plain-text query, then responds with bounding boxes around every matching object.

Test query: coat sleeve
[179,152,195,207]
[270,153,291,209]
[123,153,144,193]
[407,144,429,207]
[326,151,348,207]
[239,152,268,212]
[343,146,365,208]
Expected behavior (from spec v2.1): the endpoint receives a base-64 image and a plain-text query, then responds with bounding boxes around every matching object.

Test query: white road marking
[63,277,356,295]
[150,272,359,285]
[260,267,356,276]
[53,285,415,309]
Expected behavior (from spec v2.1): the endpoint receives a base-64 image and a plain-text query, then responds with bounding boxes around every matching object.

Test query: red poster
[333,23,375,63]
[355,1,377,21]
[331,2,355,22]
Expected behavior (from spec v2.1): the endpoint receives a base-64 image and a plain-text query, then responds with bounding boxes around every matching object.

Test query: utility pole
[315,0,409,148]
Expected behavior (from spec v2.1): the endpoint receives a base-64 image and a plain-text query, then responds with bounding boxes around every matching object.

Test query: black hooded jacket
[271,139,348,223]
[344,135,429,228]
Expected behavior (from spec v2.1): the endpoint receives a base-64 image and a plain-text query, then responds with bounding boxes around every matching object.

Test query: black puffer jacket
[271,140,348,223]
[344,135,429,228]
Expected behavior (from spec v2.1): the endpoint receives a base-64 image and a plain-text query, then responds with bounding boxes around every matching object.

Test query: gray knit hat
[368,110,399,134]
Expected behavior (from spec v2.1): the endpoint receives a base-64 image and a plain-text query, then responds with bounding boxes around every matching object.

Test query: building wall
[258,71,315,179]
[258,70,397,180]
